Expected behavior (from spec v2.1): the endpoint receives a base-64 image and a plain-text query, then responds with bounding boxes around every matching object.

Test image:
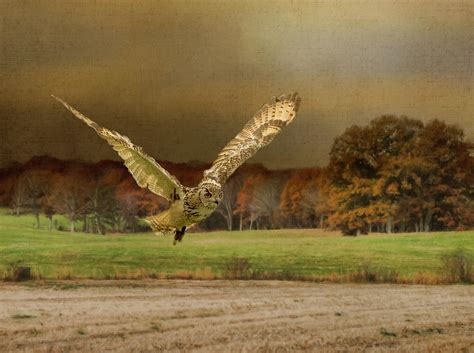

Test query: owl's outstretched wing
[52,95,185,202]
[201,92,301,186]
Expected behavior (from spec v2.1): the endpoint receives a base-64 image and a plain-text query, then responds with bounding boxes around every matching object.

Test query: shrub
[2,261,31,281]
[223,257,252,279]
[441,248,473,283]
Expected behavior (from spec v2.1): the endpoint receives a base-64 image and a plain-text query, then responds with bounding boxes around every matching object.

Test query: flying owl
[52,93,301,244]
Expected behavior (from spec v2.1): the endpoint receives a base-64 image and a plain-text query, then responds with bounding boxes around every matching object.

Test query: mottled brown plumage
[52,92,300,244]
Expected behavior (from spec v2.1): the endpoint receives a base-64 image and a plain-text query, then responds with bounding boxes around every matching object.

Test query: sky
[0,0,472,169]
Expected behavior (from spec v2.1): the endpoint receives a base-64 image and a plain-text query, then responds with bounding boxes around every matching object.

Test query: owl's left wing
[201,92,300,186]
[52,95,185,202]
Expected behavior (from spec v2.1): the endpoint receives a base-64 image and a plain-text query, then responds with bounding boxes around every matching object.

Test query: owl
[52,93,301,244]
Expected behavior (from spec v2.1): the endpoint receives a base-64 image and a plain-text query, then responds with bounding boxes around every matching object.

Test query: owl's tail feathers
[145,211,174,235]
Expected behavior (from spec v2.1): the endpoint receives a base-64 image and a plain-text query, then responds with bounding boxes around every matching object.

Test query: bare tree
[249,179,281,229]
[9,170,51,228]
[42,197,56,231]
[24,170,51,229]
[88,181,118,234]
[298,186,324,228]
[51,173,91,232]
[216,173,244,231]
[116,191,140,232]
[10,175,29,216]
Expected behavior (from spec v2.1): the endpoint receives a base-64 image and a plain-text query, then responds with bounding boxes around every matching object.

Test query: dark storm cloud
[1,1,472,168]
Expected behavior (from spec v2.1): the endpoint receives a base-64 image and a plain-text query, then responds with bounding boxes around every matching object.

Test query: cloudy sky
[0,0,472,168]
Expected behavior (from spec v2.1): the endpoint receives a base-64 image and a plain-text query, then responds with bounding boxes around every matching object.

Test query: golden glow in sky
[1,1,472,168]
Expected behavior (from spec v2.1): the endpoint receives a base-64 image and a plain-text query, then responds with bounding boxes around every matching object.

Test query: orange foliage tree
[235,169,286,230]
[327,116,473,235]
[280,168,327,228]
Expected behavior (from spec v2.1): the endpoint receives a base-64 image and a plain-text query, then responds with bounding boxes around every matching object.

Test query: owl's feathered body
[146,185,220,233]
[52,92,300,244]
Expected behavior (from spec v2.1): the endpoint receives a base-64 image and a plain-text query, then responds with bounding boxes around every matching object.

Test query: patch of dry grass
[1,262,465,285]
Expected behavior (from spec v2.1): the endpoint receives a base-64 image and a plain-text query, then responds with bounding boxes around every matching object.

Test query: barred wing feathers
[202,92,301,186]
[52,95,185,202]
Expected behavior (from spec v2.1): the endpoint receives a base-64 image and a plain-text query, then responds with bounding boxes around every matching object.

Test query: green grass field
[0,209,473,281]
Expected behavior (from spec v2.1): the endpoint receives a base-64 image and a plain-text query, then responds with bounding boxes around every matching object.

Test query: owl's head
[198,183,223,207]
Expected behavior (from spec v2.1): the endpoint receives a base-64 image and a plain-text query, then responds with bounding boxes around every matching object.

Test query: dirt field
[0,281,473,352]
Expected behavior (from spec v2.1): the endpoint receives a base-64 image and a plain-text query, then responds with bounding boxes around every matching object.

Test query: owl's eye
[205,190,212,197]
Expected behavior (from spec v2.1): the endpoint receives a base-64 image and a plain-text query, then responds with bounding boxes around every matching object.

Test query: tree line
[0,115,472,235]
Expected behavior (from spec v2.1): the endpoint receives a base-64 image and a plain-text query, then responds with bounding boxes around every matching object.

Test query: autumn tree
[327,116,424,234]
[412,120,473,231]
[233,165,267,230]
[0,169,19,213]
[327,116,473,234]
[280,168,325,228]
[235,170,287,230]
[115,175,167,232]
[235,175,259,230]
[115,178,142,232]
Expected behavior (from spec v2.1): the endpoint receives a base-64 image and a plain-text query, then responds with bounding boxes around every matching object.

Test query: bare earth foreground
[0,281,473,353]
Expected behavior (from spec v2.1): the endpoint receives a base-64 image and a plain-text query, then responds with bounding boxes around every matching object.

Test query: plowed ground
[0,281,473,352]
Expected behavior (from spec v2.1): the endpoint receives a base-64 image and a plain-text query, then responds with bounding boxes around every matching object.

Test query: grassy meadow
[0,209,473,282]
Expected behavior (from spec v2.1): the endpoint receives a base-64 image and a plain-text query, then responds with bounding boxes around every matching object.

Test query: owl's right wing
[52,95,185,202]
[201,92,300,186]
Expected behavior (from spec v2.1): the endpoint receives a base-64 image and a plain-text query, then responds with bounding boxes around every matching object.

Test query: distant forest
[1,116,472,235]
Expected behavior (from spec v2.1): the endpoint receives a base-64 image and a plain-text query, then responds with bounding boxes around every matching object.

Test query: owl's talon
[173,226,186,245]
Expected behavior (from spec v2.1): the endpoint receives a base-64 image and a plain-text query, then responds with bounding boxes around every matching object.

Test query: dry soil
[0,281,473,352]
